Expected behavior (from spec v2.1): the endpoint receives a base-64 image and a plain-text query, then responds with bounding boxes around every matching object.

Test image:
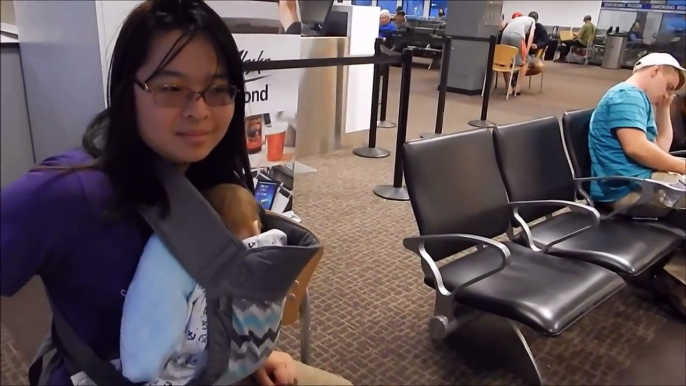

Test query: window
[402,0,424,17]
[378,0,399,13]
[352,0,373,5]
[429,0,449,18]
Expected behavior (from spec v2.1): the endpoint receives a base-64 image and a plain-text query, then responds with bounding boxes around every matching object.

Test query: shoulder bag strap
[47,297,134,385]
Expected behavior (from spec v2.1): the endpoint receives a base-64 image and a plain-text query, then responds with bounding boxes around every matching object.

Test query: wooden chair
[558,30,574,42]
[555,30,574,60]
[527,47,547,93]
[281,232,323,365]
[483,44,521,100]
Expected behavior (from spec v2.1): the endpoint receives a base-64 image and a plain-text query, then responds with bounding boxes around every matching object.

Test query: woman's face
[135,30,235,167]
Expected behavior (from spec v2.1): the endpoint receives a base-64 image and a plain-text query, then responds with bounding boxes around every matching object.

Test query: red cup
[266,126,286,162]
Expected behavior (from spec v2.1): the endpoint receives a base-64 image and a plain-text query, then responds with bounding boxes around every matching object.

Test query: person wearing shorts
[500,13,536,96]
[589,53,686,230]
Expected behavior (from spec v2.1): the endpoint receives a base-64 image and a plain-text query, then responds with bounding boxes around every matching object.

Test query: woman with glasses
[0,1,351,385]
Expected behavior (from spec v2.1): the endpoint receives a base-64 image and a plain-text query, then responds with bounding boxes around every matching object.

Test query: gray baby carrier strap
[30,162,321,386]
[139,161,317,302]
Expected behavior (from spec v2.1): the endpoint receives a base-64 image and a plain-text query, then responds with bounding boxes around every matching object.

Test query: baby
[120,184,287,385]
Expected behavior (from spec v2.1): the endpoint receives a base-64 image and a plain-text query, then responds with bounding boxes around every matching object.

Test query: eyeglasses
[135,80,239,107]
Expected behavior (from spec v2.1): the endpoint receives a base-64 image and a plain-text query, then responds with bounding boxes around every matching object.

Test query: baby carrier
[28,162,322,385]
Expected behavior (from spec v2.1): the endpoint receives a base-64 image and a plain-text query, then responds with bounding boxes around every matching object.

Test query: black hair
[82,0,252,215]
[528,11,539,22]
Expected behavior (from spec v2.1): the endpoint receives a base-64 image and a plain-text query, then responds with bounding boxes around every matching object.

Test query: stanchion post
[468,35,498,129]
[373,48,413,202]
[353,38,391,159]
[377,61,397,129]
[379,63,389,121]
[421,37,452,138]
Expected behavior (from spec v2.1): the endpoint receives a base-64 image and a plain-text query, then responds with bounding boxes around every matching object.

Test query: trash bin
[602,34,627,69]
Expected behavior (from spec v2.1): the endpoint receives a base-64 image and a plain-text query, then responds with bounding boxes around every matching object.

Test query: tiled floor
[3,62,685,385]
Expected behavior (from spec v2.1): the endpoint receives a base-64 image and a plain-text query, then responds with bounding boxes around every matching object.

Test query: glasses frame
[134,79,240,107]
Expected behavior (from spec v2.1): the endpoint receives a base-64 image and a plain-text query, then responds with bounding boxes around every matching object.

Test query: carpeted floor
[2,62,685,385]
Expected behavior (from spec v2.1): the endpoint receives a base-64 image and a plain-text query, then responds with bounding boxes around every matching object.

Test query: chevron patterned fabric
[147,230,288,386]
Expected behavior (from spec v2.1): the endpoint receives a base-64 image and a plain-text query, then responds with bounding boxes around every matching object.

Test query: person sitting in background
[528,11,549,55]
[437,8,446,21]
[394,9,407,28]
[588,52,686,229]
[500,12,536,96]
[379,9,397,38]
[556,15,595,62]
[629,22,644,42]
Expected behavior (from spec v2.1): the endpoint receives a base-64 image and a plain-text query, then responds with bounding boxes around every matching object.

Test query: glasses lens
[153,85,193,107]
[204,85,238,107]
[151,85,238,107]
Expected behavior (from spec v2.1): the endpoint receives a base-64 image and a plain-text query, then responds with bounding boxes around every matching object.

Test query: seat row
[400,109,684,385]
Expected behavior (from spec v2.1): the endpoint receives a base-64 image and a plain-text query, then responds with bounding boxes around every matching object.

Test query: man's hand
[254,351,298,386]
[616,128,684,173]
[531,43,538,50]
[656,93,676,113]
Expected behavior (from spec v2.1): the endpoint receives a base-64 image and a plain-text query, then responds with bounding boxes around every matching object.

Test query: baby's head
[203,184,261,240]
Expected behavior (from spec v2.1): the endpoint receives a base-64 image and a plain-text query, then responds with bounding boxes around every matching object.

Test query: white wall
[14,0,106,162]
[596,9,640,32]
[501,0,602,27]
[1,0,16,24]
[1,46,36,187]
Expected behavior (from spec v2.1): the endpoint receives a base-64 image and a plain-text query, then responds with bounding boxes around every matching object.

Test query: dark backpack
[29,162,321,385]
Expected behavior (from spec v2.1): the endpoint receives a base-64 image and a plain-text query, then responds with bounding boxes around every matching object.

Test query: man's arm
[655,105,674,152]
[575,24,588,42]
[526,22,536,51]
[616,128,686,174]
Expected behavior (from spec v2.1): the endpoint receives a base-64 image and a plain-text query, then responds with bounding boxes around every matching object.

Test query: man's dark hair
[528,11,539,22]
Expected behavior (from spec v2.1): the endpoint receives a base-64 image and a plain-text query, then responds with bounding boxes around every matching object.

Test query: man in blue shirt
[589,52,686,225]
[379,9,397,38]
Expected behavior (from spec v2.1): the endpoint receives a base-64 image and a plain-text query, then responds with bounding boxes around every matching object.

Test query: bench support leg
[447,313,545,385]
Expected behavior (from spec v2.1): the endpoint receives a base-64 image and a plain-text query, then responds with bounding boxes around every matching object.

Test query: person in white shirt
[500,15,536,96]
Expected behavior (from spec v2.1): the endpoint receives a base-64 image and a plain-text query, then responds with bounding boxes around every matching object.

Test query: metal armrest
[509,200,600,253]
[670,150,686,157]
[403,234,511,298]
[574,176,684,219]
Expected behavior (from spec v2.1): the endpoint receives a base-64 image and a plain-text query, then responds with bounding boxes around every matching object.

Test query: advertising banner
[222,0,309,217]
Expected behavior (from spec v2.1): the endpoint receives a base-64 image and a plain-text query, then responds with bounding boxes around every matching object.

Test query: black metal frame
[377,46,398,130]
[373,48,414,202]
[468,34,498,130]
[354,39,395,159]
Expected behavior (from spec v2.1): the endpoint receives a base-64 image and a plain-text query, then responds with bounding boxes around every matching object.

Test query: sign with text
[234,34,301,117]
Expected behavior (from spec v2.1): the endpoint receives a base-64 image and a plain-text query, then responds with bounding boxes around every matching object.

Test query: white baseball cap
[380,9,391,17]
[633,52,686,90]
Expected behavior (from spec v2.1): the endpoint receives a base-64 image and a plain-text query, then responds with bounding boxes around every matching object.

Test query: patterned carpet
[271,150,680,385]
[2,63,685,385]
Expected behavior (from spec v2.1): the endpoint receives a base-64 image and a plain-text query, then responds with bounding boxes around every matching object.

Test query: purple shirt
[1,149,152,384]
